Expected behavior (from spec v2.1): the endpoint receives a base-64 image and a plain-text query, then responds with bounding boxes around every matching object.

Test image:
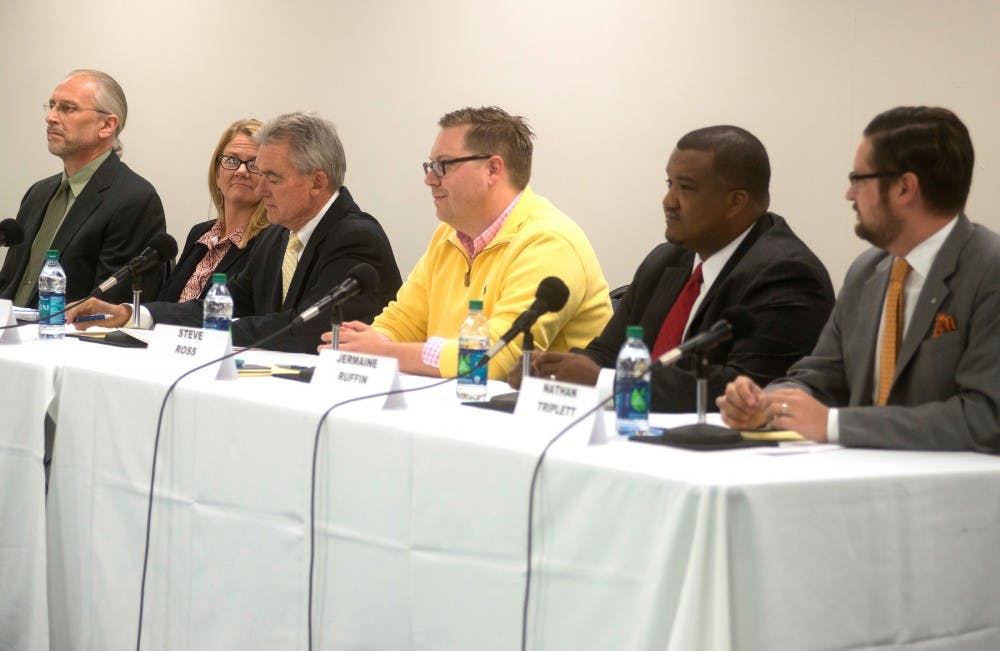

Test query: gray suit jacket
[778,214,1000,452]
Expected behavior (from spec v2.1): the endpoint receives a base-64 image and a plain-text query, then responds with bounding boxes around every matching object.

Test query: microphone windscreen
[720,306,756,340]
[347,262,379,294]
[0,218,25,246]
[149,232,179,261]
[535,276,570,313]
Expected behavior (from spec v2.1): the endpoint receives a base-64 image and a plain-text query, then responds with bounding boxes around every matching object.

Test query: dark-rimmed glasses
[848,170,901,186]
[43,101,110,116]
[217,155,260,175]
[422,154,492,178]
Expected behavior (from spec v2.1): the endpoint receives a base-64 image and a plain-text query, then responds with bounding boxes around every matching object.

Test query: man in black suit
[511,126,835,412]
[0,69,165,306]
[69,112,402,353]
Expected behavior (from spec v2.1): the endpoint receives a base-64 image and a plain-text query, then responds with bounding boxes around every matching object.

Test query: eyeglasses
[44,101,110,116]
[422,154,492,178]
[217,155,260,175]
[848,170,901,186]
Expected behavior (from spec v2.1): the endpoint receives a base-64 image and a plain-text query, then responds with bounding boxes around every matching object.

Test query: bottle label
[39,292,66,326]
[615,376,650,421]
[457,348,488,386]
[203,316,231,332]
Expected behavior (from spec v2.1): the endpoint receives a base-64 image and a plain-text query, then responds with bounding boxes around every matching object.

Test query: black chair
[609,284,629,310]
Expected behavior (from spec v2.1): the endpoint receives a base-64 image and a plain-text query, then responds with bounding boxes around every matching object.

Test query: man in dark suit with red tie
[511,125,835,412]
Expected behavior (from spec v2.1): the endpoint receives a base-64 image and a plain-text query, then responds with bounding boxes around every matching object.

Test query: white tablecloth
[0,334,66,651]
[6,340,1000,649]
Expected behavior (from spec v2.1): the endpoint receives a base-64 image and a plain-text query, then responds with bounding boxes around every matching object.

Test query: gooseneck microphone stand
[329,306,344,350]
[520,330,534,382]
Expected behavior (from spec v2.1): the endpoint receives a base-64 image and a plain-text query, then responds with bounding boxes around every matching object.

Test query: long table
[4,339,1000,650]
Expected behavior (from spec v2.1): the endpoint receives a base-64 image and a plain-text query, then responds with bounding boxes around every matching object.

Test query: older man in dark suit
[512,126,835,413]
[719,107,1000,453]
[0,69,165,306]
[69,112,402,354]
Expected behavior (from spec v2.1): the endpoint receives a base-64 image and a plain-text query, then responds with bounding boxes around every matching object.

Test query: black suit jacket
[147,187,402,353]
[158,220,262,302]
[581,212,835,412]
[0,153,166,306]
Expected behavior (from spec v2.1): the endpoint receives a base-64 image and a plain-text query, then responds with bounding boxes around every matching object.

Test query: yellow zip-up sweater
[373,187,612,379]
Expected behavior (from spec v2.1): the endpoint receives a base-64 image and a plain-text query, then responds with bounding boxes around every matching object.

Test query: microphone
[292,262,378,326]
[91,233,178,297]
[655,307,756,366]
[485,276,570,359]
[0,219,24,247]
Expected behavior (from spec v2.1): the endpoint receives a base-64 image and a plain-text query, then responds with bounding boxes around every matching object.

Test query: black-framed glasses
[217,155,260,175]
[848,170,901,186]
[43,101,110,116]
[422,154,492,178]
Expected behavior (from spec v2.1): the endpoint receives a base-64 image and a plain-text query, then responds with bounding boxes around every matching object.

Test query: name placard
[146,324,237,380]
[0,299,29,345]
[515,376,608,445]
[311,349,406,409]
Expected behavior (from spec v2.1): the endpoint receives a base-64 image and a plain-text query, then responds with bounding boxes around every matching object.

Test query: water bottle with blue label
[457,299,489,401]
[615,325,651,436]
[203,273,233,331]
[38,249,66,339]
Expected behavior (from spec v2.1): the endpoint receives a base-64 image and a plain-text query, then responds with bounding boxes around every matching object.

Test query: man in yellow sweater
[321,106,612,380]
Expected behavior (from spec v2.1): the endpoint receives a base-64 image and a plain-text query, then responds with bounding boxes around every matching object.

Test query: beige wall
[2,0,998,291]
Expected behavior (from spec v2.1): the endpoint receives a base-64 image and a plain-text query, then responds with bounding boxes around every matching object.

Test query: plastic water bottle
[457,299,489,401]
[615,325,651,436]
[38,249,66,339]
[202,273,233,331]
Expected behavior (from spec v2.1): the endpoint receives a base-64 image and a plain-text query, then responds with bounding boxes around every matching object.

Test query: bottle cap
[469,299,483,310]
[211,273,227,284]
[46,249,59,259]
[625,325,643,339]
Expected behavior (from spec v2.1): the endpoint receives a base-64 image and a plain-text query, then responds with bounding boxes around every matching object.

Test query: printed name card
[311,349,406,409]
[515,376,608,445]
[0,299,28,345]
[146,324,237,380]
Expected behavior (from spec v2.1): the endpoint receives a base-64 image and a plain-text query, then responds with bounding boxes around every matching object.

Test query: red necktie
[652,263,704,358]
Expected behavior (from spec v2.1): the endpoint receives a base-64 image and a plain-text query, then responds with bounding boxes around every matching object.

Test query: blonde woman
[160,118,270,301]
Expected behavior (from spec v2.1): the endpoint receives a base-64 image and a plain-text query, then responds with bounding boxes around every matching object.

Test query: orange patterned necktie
[876,257,911,405]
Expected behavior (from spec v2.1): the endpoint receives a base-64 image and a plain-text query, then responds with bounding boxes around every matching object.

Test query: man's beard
[854,200,903,248]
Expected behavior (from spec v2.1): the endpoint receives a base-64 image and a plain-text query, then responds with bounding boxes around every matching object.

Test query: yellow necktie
[877,257,911,406]
[281,231,302,303]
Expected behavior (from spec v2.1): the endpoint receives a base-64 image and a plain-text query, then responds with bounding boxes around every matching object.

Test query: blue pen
[76,313,114,323]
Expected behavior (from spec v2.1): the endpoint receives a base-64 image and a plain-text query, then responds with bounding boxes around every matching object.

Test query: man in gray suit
[717,106,1000,453]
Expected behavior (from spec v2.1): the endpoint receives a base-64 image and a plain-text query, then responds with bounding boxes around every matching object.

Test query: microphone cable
[304,345,503,649]
[519,392,615,651]
[134,319,320,650]
[0,295,89,331]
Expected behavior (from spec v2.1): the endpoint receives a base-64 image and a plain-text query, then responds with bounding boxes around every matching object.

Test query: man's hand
[758,388,830,442]
[533,351,601,386]
[65,298,132,330]
[717,375,769,429]
[319,320,388,354]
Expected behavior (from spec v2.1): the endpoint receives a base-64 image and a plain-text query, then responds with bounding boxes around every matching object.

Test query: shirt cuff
[826,408,840,443]
[422,336,446,369]
[134,305,155,329]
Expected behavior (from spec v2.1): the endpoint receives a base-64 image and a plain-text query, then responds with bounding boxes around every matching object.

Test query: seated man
[718,107,1000,453]
[325,106,612,379]
[68,112,402,353]
[511,126,835,412]
[0,69,165,306]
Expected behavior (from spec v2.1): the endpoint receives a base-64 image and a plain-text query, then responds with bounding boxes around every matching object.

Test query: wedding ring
[780,402,789,416]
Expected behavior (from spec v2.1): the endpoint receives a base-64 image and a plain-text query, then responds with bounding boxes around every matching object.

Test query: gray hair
[69,69,127,156]
[255,112,346,190]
